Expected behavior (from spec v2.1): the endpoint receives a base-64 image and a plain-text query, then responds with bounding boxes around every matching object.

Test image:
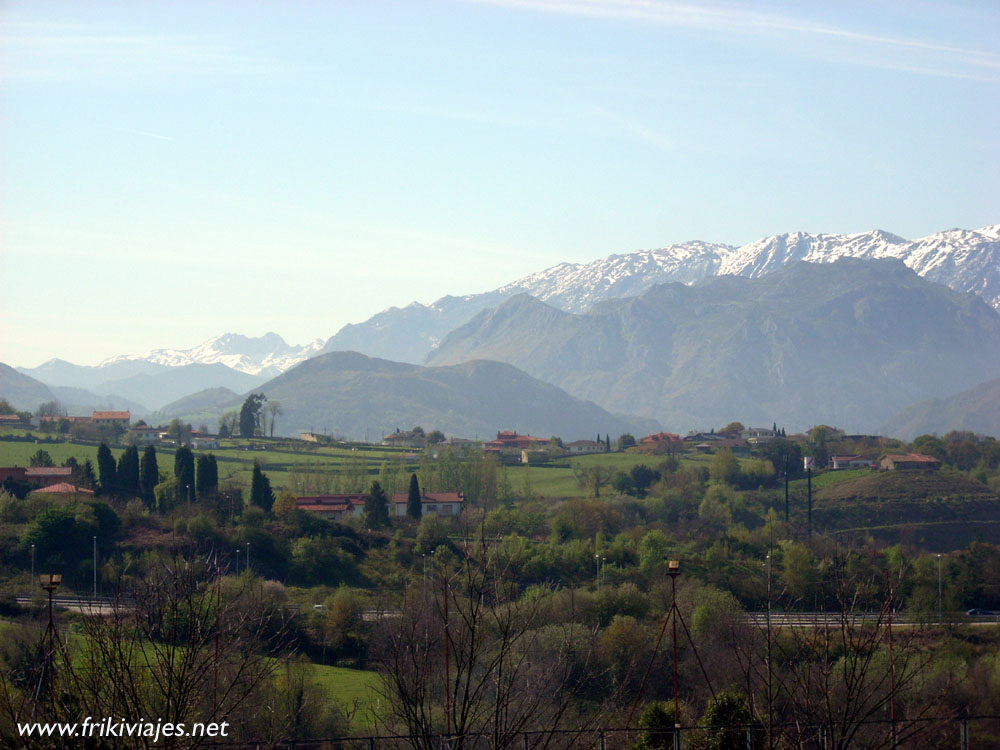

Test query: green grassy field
[309,663,383,728]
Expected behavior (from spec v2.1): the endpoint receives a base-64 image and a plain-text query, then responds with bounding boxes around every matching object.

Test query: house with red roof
[295,494,367,521]
[879,453,941,471]
[92,411,130,429]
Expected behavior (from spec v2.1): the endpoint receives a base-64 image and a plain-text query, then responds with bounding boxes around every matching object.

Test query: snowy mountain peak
[100,333,325,376]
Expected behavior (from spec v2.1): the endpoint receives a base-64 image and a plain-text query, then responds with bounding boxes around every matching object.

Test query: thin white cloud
[462,0,1000,80]
[0,20,284,84]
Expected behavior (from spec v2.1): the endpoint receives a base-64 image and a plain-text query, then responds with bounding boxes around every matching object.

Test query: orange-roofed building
[92,411,130,428]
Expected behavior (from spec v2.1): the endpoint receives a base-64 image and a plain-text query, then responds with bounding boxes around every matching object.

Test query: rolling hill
[250,351,658,440]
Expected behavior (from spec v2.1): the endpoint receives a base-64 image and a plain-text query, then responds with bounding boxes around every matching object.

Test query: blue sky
[2,0,998,366]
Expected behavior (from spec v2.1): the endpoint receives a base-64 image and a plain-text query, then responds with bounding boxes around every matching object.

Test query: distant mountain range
[246,351,657,440]
[426,258,1000,433]
[5,224,999,440]
[13,359,266,413]
[0,363,145,416]
[321,224,1000,365]
[881,377,1000,440]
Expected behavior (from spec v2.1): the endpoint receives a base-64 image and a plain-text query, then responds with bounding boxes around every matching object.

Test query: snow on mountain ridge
[718,225,1000,309]
[498,240,735,312]
[100,332,325,376]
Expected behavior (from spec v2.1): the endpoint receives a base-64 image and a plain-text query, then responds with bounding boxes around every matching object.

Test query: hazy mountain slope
[18,358,168,390]
[156,387,242,418]
[250,351,657,440]
[881,378,1000,440]
[48,387,149,418]
[427,259,1000,433]
[93,363,265,411]
[99,332,325,376]
[321,294,507,365]
[153,387,243,426]
[322,225,999,364]
[0,363,57,411]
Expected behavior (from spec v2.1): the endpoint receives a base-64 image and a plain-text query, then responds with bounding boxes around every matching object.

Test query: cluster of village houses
[3,415,940,508]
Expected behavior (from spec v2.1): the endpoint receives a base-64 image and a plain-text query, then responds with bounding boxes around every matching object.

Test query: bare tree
[266,400,283,438]
[1,557,292,749]
[373,535,605,750]
[725,560,955,750]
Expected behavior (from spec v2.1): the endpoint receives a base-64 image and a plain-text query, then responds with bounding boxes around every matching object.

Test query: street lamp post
[246,542,250,573]
[30,544,35,594]
[93,536,97,599]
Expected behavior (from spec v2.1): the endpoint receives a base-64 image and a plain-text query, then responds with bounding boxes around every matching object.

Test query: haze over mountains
[4,223,999,439]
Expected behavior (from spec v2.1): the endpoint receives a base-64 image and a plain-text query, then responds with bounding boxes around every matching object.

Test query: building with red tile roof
[30,482,94,495]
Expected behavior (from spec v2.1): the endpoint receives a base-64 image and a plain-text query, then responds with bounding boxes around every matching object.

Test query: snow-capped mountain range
[100,332,325,377]
[92,224,999,374]
[503,225,1000,313]
[319,223,1000,365]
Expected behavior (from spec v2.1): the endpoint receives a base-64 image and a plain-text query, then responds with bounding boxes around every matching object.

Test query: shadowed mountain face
[249,351,657,440]
[427,259,1000,433]
[881,378,1000,440]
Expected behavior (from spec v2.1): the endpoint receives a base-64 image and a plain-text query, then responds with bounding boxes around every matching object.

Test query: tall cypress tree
[80,459,98,492]
[406,473,422,519]
[96,443,117,497]
[364,480,391,529]
[140,446,159,509]
[174,446,196,503]
[196,453,219,497]
[116,445,140,498]
[250,461,274,512]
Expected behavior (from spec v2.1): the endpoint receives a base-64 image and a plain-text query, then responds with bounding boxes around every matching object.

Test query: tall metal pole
[766,554,773,750]
[888,575,897,748]
[671,571,679,734]
[30,544,35,592]
[246,542,251,573]
[937,554,943,624]
[93,536,97,598]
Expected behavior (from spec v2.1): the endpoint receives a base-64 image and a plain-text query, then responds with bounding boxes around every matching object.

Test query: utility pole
[783,455,789,524]
[93,536,97,599]
[807,466,812,538]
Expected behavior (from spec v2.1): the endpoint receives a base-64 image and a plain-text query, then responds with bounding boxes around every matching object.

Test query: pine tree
[140,446,159,509]
[406,473,422,519]
[250,461,274,512]
[174,446,196,503]
[365,480,391,529]
[116,445,141,498]
[96,443,117,497]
